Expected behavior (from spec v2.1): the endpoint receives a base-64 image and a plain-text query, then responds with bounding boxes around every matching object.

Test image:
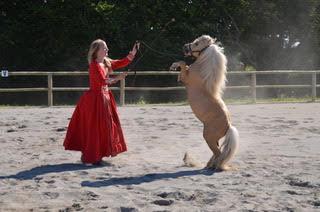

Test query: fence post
[251,72,256,103]
[48,73,53,106]
[312,72,317,102]
[120,78,125,106]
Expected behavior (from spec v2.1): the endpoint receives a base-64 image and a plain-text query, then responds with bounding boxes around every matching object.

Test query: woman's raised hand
[130,41,140,57]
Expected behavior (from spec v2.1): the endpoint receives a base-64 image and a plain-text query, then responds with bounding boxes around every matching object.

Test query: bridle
[184,43,210,56]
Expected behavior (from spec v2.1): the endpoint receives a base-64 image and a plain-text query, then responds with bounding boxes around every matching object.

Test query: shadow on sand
[81,169,216,187]
[0,162,108,180]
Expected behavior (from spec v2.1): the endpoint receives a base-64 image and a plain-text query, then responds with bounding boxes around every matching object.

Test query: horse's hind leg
[203,121,229,169]
[203,124,223,169]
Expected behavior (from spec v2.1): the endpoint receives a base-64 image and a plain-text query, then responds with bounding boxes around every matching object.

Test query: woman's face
[97,42,109,59]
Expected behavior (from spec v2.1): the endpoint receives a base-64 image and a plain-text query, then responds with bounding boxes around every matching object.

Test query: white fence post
[120,78,125,106]
[251,72,256,103]
[48,73,53,106]
[312,72,317,102]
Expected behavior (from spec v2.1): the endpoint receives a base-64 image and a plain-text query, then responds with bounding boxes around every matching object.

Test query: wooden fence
[0,70,319,106]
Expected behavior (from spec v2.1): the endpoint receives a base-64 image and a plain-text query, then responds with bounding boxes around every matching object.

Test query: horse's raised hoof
[169,62,180,71]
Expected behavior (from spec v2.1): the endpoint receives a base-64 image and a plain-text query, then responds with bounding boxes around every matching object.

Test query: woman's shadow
[81,169,216,187]
[0,163,216,185]
[0,163,105,180]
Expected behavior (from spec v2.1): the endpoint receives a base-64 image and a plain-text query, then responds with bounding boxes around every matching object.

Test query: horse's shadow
[81,169,216,187]
[0,163,104,180]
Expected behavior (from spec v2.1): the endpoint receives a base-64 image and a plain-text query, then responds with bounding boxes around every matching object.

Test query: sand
[0,103,319,211]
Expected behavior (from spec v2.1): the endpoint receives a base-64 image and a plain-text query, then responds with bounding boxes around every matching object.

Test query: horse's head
[181,35,227,97]
[183,35,215,59]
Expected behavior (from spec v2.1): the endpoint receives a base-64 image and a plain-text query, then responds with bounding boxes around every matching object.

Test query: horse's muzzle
[183,43,192,56]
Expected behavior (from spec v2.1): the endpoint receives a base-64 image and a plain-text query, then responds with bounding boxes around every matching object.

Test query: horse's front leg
[170,61,189,84]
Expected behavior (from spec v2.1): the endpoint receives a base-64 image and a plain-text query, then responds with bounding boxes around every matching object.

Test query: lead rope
[126,18,180,85]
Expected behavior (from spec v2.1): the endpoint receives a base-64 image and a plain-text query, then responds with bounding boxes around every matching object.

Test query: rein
[127,41,183,85]
[126,19,179,85]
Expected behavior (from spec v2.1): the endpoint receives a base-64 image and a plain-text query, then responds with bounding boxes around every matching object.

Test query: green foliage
[0,0,320,70]
[244,65,256,72]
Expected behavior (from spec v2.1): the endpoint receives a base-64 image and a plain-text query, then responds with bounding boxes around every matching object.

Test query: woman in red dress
[63,39,139,164]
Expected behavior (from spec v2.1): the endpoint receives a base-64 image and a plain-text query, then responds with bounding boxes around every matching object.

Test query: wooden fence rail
[0,70,319,106]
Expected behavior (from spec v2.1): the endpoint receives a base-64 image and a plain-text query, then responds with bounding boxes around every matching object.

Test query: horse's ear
[204,35,215,45]
[206,35,216,44]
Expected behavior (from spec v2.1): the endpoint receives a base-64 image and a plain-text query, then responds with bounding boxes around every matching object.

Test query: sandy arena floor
[0,103,319,211]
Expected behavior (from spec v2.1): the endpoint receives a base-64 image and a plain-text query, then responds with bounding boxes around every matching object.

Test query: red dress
[63,57,131,163]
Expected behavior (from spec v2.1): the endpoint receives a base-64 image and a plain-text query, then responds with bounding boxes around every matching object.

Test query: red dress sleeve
[111,56,132,70]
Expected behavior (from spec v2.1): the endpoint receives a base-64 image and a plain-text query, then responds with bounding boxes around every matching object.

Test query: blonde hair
[87,39,111,68]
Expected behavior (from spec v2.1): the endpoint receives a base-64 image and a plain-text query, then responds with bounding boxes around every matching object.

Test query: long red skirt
[63,89,127,163]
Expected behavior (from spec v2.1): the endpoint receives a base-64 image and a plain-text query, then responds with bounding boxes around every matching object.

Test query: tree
[1,0,320,71]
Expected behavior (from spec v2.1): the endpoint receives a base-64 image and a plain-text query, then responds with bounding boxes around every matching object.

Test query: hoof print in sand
[287,178,317,188]
[34,177,43,183]
[18,125,27,129]
[56,127,67,132]
[72,203,83,211]
[120,207,138,212]
[44,180,55,184]
[309,200,320,207]
[85,191,99,200]
[43,192,59,199]
[7,128,17,133]
[59,207,72,212]
[153,199,174,206]
[99,206,109,209]
[157,191,195,201]
[285,190,301,195]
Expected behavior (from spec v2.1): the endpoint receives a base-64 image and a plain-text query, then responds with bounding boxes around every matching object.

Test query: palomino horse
[170,35,239,171]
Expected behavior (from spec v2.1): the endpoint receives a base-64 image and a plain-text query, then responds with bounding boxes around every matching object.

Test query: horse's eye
[195,42,199,46]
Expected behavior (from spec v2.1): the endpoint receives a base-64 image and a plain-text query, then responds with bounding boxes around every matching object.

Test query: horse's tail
[217,125,239,169]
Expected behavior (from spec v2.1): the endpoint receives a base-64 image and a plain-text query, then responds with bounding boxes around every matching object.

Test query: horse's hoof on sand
[205,161,216,170]
[204,163,217,170]
[204,164,231,172]
[225,165,238,171]
[217,165,236,171]
[214,167,225,172]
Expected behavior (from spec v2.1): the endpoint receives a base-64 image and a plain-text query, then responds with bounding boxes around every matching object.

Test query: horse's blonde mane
[189,42,227,98]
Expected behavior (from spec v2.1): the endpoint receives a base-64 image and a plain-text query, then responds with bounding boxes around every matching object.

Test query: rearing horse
[170,35,239,171]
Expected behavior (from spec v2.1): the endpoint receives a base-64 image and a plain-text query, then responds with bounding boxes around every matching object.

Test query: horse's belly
[189,102,207,121]
[187,90,212,121]
[186,88,229,123]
